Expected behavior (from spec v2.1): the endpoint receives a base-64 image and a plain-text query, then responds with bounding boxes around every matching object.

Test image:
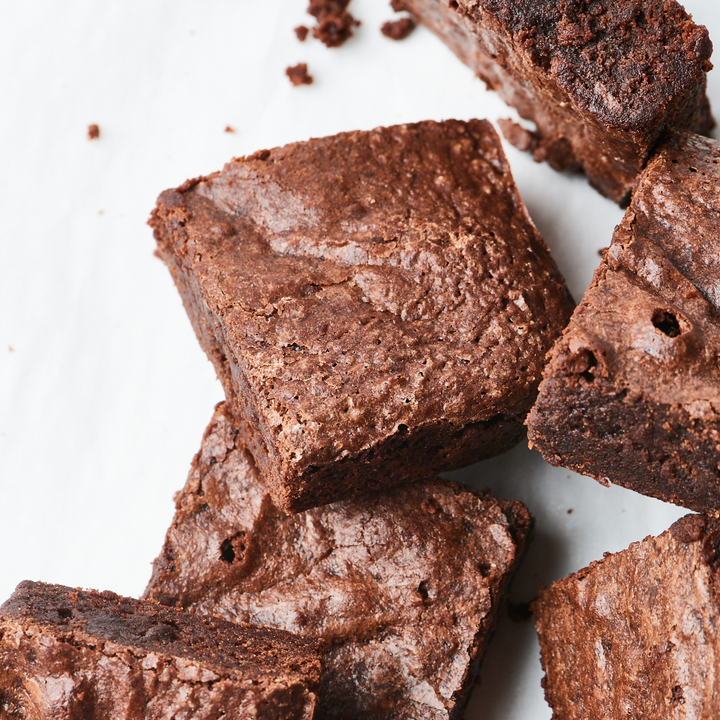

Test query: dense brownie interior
[0,580,322,719]
[527,132,720,513]
[145,402,533,720]
[150,119,574,513]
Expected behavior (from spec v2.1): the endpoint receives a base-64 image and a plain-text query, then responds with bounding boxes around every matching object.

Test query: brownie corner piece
[145,401,533,719]
[527,131,720,513]
[395,0,714,203]
[150,118,574,513]
[0,580,322,719]
[533,514,720,719]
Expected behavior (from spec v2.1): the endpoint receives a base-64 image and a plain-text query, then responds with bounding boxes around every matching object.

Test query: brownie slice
[392,0,714,204]
[144,402,533,720]
[527,132,720,514]
[0,581,322,720]
[150,119,574,513]
[534,514,720,719]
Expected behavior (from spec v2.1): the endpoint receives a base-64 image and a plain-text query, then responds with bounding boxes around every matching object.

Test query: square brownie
[392,0,714,204]
[150,119,574,513]
[527,132,720,514]
[0,580,322,719]
[533,514,720,719]
[144,402,533,720]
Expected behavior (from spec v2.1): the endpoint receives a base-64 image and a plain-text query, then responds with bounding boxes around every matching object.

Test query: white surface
[1,1,719,717]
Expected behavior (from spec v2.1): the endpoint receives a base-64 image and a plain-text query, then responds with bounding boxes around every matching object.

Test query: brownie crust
[393,0,714,203]
[144,402,533,720]
[534,514,720,719]
[150,119,574,513]
[0,581,322,720]
[527,132,720,513]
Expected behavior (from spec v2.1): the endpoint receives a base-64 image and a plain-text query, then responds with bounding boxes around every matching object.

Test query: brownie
[533,514,720,719]
[527,132,720,514]
[144,402,533,720]
[392,0,714,204]
[149,119,574,513]
[0,580,322,719]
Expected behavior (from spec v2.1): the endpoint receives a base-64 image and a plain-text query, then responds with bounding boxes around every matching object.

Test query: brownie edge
[150,119,574,513]
[533,515,720,719]
[0,581,322,720]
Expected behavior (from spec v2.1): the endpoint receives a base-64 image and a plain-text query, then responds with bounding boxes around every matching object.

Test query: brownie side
[533,514,720,719]
[0,581,321,720]
[527,132,720,513]
[150,119,574,513]
[144,402,533,720]
[394,0,713,203]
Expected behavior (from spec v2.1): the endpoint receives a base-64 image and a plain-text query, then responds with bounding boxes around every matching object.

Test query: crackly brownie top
[534,514,720,718]
[2,581,322,682]
[145,402,532,717]
[152,119,573,470]
[545,132,720,413]
[458,0,712,132]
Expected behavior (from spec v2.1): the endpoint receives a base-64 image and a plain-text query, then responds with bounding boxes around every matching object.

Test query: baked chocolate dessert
[144,402,533,720]
[150,119,574,513]
[527,132,720,514]
[0,580,322,719]
[534,514,720,719]
[392,0,714,204]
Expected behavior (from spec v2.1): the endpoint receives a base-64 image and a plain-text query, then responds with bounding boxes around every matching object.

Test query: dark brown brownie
[149,119,574,513]
[144,402,533,720]
[527,132,720,514]
[381,17,416,41]
[392,0,714,204]
[534,514,720,719]
[286,63,314,86]
[0,580,322,719]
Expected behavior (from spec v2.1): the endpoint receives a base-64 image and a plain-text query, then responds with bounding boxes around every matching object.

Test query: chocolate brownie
[144,402,533,720]
[0,580,322,719]
[533,514,720,719]
[149,119,574,513]
[527,132,720,514]
[392,0,714,204]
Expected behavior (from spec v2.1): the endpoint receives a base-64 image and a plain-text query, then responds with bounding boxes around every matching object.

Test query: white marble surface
[1,1,719,717]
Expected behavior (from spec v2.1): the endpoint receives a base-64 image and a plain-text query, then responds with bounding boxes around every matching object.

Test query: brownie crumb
[8,346,13,353]
[87,124,100,140]
[567,508,573,514]
[507,600,534,622]
[308,0,359,48]
[295,25,309,41]
[381,17,416,40]
[286,63,314,86]
[671,514,707,543]
[224,126,236,133]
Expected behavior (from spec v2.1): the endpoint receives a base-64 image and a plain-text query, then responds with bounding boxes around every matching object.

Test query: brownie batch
[6,1,720,718]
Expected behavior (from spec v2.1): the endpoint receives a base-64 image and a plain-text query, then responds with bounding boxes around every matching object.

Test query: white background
[2,2,719,717]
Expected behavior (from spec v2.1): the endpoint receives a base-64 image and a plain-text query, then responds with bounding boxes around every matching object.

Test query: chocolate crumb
[295,25,309,41]
[671,514,707,543]
[224,126,236,133]
[567,508,573,514]
[507,600,533,622]
[87,124,100,140]
[308,0,359,48]
[497,118,538,154]
[8,346,14,353]
[286,63,314,86]
[381,17,416,40]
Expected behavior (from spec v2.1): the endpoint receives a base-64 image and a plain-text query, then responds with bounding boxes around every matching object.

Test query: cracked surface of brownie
[0,581,322,719]
[392,0,714,203]
[534,514,720,719]
[528,132,720,513]
[150,119,574,513]
[144,402,533,720]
